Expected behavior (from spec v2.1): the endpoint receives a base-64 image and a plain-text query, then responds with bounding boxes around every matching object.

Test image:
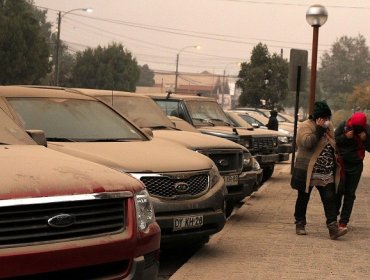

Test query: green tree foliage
[236,43,289,109]
[319,34,370,109]
[0,0,50,84]
[137,64,155,87]
[72,43,140,91]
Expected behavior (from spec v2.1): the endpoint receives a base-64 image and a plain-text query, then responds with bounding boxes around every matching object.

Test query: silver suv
[74,89,262,216]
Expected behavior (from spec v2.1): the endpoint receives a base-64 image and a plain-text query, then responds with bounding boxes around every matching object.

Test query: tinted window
[8,98,144,141]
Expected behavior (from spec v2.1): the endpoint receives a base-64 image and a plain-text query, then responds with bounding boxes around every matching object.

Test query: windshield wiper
[46,137,76,142]
[84,138,134,142]
[208,118,232,126]
[149,125,174,130]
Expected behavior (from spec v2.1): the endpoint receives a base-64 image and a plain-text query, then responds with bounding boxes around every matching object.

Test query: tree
[319,35,370,109]
[347,81,370,110]
[71,43,140,91]
[137,64,155,87]
[236,43,289,109]
[0,0,50,84]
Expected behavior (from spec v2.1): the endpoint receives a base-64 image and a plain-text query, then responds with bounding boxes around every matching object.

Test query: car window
[185,101,231,126]
[99,96,174,129]
[0,107,35,145]
[240,114,264,126]
[7,98,145,141]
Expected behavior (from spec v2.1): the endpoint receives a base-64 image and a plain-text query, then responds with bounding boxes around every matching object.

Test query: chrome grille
[140,174,209,198]
[199,150,243,175]
[0,193,127,247]
[251,137,275,151]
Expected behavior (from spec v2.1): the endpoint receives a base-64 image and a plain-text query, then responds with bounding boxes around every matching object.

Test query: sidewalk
[170,158,370,280]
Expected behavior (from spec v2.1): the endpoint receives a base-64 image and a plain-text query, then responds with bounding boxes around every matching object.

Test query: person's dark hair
[270,110,278,117]
[312,101,332,120]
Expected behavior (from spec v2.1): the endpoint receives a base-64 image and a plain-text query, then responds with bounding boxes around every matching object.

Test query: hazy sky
[34,0,370,75]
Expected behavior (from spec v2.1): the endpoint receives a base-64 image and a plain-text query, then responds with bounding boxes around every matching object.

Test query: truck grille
[0,193,127,247]
[251,137,276,152]
[199,150,243,175]
[140,174,209,198]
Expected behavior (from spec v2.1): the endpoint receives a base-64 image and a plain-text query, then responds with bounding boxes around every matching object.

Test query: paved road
[170,158,370,280]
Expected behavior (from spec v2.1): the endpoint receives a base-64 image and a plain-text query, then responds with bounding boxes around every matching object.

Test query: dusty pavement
[170,157,370,280]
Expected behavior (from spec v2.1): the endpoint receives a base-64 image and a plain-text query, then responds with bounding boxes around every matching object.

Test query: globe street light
[306,4,328,115]
[55,8,93,86]
[174,45,201,93]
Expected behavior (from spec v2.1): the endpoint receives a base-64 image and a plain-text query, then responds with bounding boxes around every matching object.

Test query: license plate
[173,215,203,231]
[224,175,239,186]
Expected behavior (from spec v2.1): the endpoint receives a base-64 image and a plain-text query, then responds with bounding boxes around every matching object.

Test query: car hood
[0,145,143,200]
[48,138,212,173]
[152,130,247,151]
[198,126,275,137]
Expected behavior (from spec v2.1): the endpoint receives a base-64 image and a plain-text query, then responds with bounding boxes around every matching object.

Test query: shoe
[327,221,348,240]
[295,221,307,235]
[339,223,348,231]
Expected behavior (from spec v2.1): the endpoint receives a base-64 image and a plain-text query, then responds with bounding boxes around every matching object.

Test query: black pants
[336,162,363,225]
[294,183,337,225]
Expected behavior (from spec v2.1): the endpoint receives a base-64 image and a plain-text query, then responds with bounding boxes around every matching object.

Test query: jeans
[336,162,363,225]
[294,183,337,225]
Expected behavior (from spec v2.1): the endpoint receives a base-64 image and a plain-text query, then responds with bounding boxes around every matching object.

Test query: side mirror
[141,127,154,138]
[26,130,47,147]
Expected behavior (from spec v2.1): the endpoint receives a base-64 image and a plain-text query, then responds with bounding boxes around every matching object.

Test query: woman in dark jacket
[335,112,369,231]
[291,101,347,240]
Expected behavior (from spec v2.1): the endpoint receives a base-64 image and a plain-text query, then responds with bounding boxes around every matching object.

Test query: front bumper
[224,170,257,202]
[151,177,226,244]
[254,153,279,167]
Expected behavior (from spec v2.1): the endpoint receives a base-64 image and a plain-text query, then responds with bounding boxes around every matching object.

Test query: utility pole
[55,11,61,86]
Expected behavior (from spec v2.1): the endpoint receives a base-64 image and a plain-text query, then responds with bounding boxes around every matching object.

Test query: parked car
[75,89,262,216]
[140,92,279,183]
[235,107,296,136]
[225,110,293,162]
[0,85,226,245]
[0,104,160,279]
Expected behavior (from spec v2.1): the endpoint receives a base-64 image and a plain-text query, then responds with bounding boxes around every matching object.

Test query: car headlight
[134,189,155,231]
[278,136,288,143]
[239,138,251,149]
[209,164,221,187]
[251,157,261,170]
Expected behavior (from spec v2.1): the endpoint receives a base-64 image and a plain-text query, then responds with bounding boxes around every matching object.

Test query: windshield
[99,95,174,129]
[239,114,264,127]
[0,107,35,145]
[7,98,145,142]
[227,113,253,129]
[186,100,232,126]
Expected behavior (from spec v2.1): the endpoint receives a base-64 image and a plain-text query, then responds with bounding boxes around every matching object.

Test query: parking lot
[169,159,370,280]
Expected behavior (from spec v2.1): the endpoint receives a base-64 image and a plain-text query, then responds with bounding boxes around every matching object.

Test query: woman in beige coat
[291,101,347,240]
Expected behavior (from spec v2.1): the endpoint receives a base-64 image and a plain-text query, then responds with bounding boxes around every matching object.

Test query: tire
[225,201,234,218]
[262,164,275,183]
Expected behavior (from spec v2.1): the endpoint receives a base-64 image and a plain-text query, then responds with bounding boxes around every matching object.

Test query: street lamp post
[222,62,241,108]
[55,8,93,86]
[174,45,200,93]
[306,4,328,115]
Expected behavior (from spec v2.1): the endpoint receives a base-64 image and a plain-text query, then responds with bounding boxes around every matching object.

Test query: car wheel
[262,165,275,182]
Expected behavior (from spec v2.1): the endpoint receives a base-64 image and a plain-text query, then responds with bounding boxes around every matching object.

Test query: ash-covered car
[75,89,262,216]
[0,102,160,279]
[225,110,293,162]
[140,92,279,183]
[0,85,226,245]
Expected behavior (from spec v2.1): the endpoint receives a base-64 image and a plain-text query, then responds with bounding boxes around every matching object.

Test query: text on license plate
[224,175,239,186]
[173,215,203,231]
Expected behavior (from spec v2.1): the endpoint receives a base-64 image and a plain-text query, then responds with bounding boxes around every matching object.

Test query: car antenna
[166,90,172,99]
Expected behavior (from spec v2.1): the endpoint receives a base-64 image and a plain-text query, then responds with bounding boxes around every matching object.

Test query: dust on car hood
[198,126,278,137]
[152,130,247,151]
[0,145,143,199]
[48,138,213,173]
